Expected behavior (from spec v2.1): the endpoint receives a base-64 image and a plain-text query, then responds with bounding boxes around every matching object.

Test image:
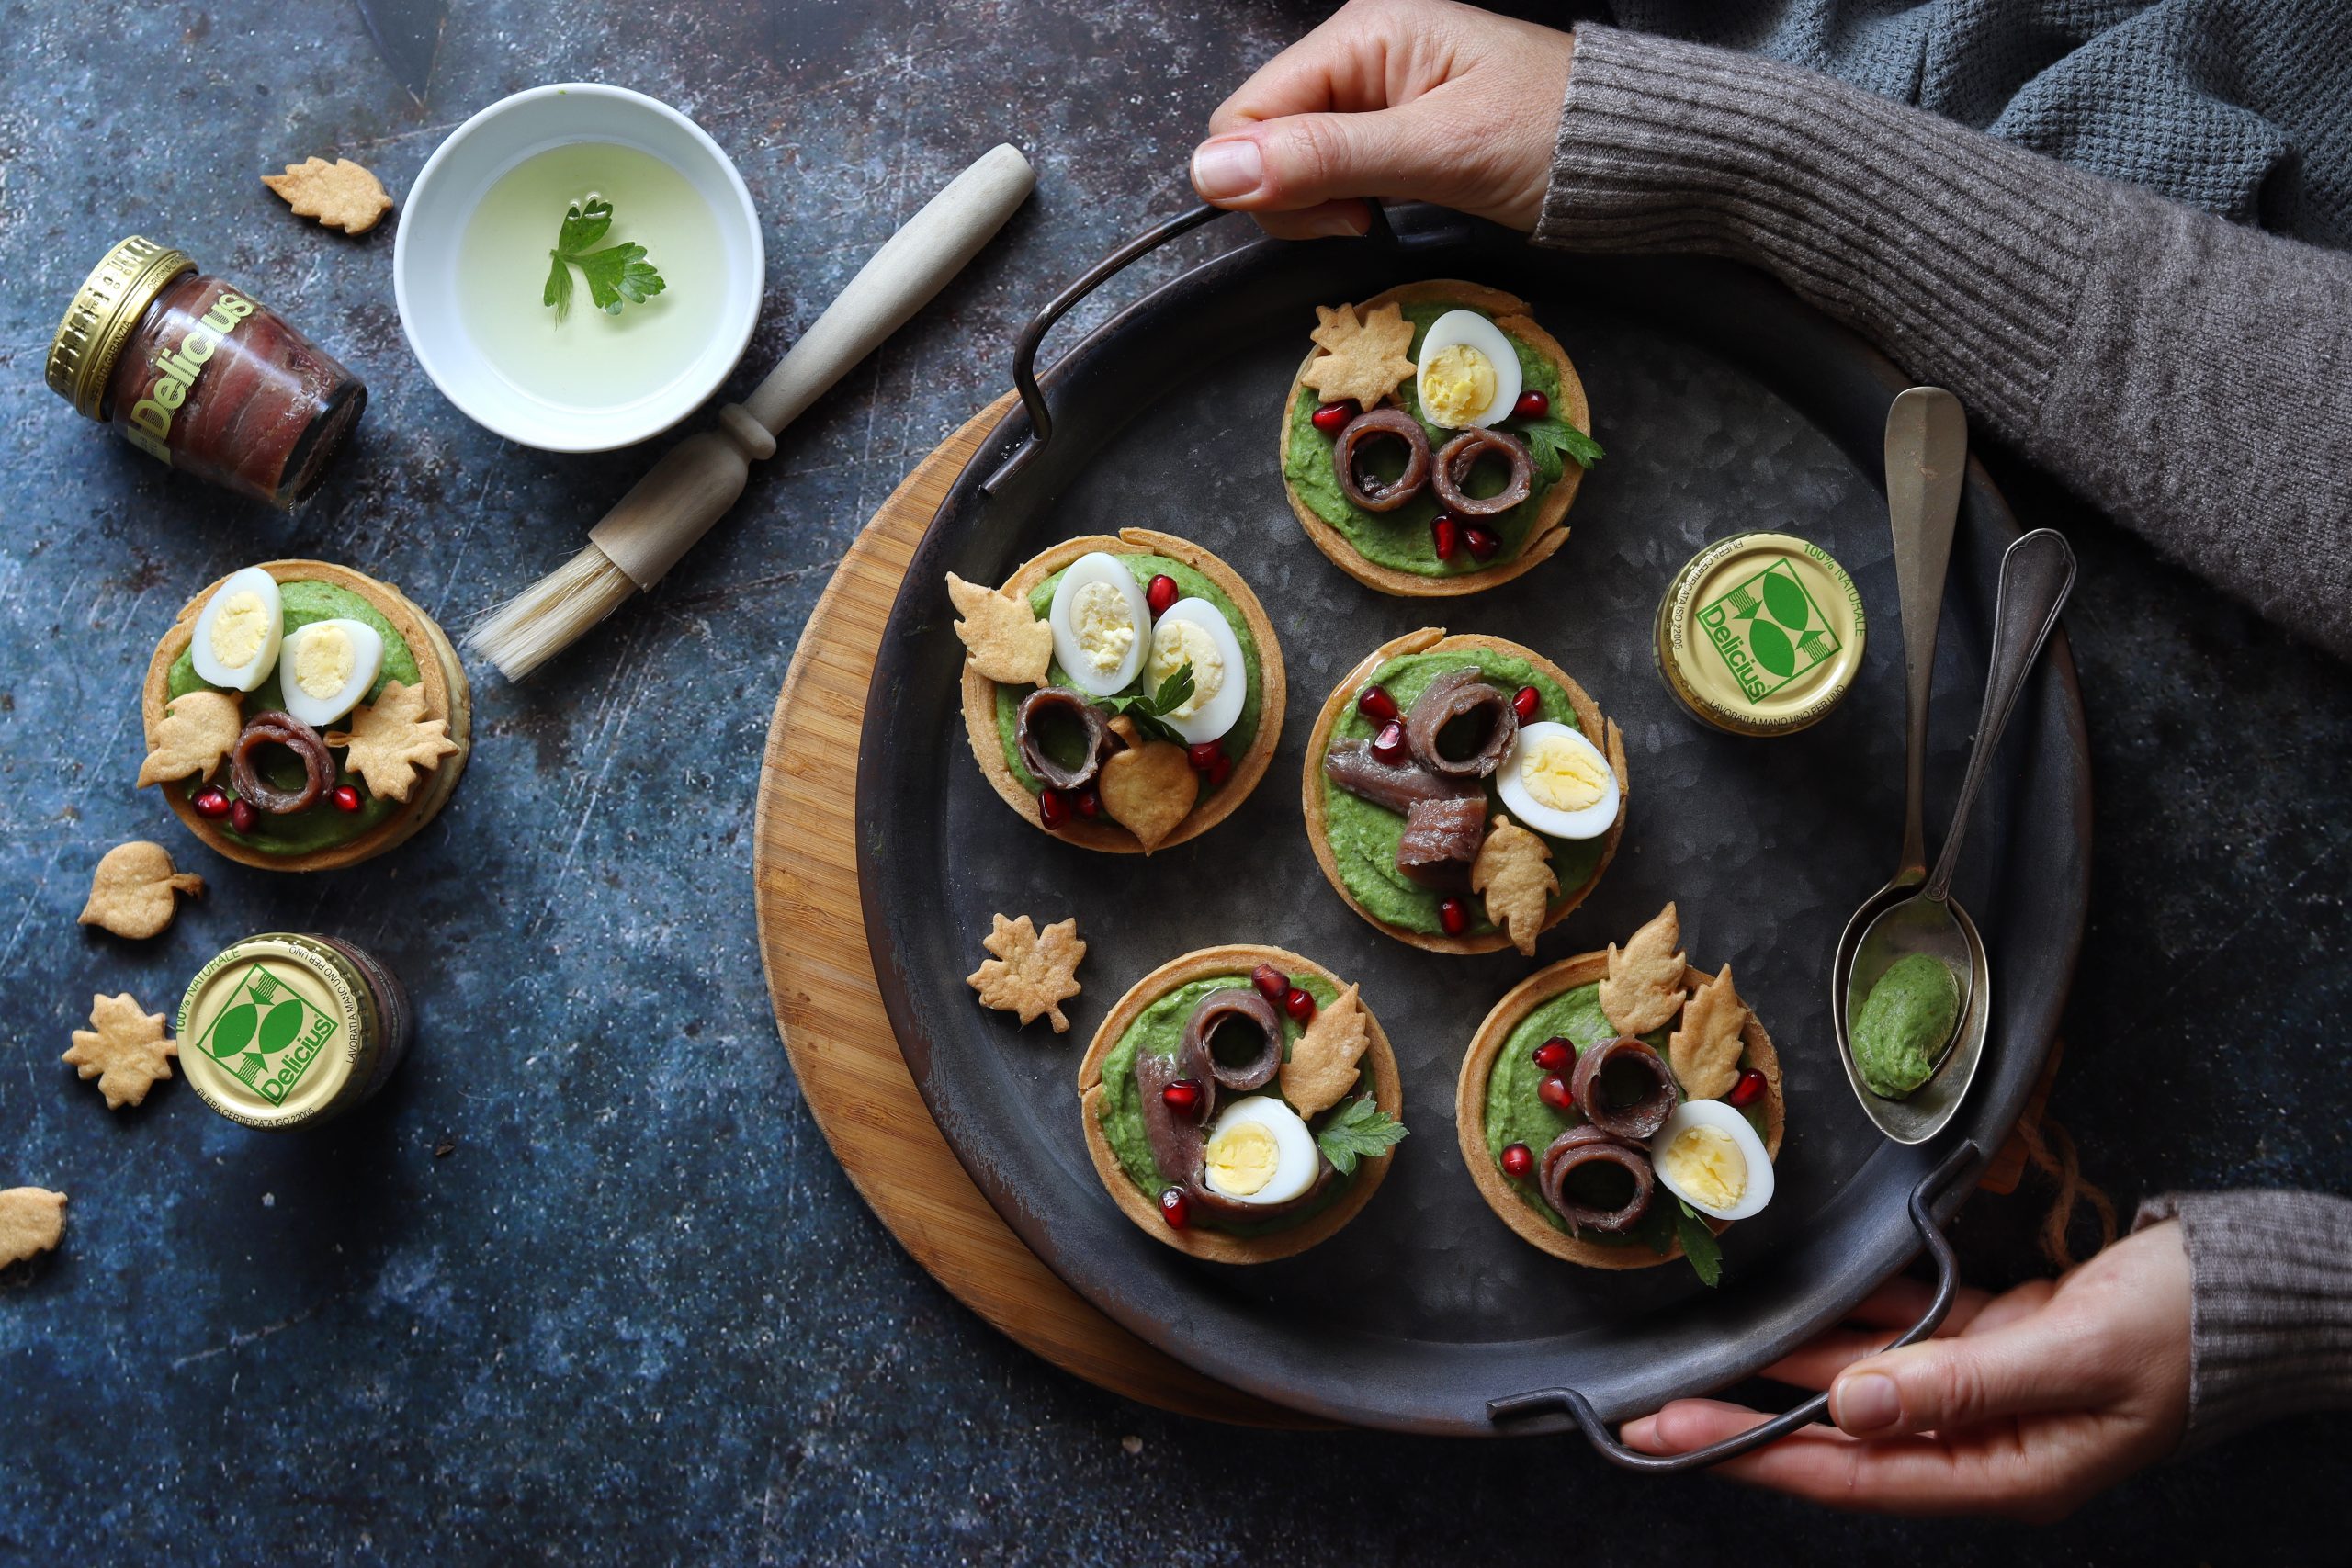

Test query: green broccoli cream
[1853,953,1962,1099]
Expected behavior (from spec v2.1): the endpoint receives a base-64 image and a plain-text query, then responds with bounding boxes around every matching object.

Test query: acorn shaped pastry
[1078,944,1406,1262]
[1278,280,1598,596]
[1304,627,1626,954]
[137,560,470,872]
[1455,905,1786,1282]
[953,528,1285,853]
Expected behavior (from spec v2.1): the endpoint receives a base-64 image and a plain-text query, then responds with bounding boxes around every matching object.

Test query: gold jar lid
[47,236,197,420]
[1655,531,1866,737]
[177,932,376,1129]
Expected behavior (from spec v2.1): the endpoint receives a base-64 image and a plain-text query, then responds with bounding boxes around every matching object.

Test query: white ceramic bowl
[394,84,763,451]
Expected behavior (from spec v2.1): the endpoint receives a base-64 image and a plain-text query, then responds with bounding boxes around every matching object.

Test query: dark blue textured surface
[3,3,2346,1562]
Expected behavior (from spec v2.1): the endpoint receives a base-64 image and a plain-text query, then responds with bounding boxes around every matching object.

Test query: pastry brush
[469,142,1035,681]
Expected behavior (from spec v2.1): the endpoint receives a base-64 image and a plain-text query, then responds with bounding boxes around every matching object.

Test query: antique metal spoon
[1837,525,2075,1143]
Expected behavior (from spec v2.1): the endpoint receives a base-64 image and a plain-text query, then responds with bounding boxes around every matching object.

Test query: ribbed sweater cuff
[1537,25,2096,445]
[2134,1190,2352,1453]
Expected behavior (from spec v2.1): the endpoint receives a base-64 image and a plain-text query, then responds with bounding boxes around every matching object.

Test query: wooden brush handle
[589,143,1036,591]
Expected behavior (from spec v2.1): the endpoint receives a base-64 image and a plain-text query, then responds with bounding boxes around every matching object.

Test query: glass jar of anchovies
[1655,531,1866,737]
[176,932,413,1129]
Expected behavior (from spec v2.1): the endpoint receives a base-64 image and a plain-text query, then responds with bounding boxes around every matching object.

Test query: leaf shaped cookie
[1470,816,1557,956]
[1279,982,1369,1119]
[137,690,242,787]
[1300,301,1418,408]
[1098,727,1197,854]
[967,914,1086,1032]
[78,841,203,940]
[62,992,175,1109]
[262,157,395,235]
[947,572,1053,685]
[326,681,458,803]
[1670,963,1748,1101]
[0,1189,66,1269]
[1600,902,1688,1036]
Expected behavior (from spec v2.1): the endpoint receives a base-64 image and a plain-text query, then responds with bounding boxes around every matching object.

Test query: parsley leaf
[543,197,666,323]
[1315,1096,1408,1177]
[1671,1198,1724,1289]
[1516,417,1605,482]
[1103,660,1195,747]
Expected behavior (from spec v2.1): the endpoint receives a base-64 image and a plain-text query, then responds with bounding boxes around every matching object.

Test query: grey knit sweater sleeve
[1535,25,2352,660]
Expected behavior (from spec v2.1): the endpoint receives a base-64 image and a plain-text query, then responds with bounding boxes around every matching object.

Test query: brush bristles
[467,542,640,682]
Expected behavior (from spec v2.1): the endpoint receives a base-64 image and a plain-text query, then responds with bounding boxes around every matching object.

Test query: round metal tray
[856,205,2090,1439]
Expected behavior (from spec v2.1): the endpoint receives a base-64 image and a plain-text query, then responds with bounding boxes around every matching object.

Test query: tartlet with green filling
[137,559,470,873]
[953,528,1285,854]
[1278,280,1600,597]
[1303,627,1627,955]
[1455,905,1785,1283]
[1077,944,1407,1263]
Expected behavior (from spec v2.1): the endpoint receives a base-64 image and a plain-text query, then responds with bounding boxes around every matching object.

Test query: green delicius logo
[1697,558,1842,704]
[194,963,339,1105]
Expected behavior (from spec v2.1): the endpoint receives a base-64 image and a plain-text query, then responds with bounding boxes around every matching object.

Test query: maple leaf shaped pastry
[0,1189,66,1269]
[1299,301,1419,409]
[262,157,395,235]
[326,681,458,803]
[78,840,203,940]
[137,689,242,787]
[1279,981,1370,1119]
[946,572,1054,686]
[1669,963,1749,1101]
[1600,902,1688,1036]
[1470,816,1558,956]
[62,992,176,1110]
[966,914,1086,1032]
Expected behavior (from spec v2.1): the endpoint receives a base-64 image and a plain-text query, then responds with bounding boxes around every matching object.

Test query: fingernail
[1834,1372,1901,1434]
[1303,213,1363,239]
[1191,137,1263,200]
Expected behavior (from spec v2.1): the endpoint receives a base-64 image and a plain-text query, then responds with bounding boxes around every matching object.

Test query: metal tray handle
[1487,1139,1981,1471]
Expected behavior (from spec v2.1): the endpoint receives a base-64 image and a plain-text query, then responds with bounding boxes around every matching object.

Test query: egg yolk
[1662,1123,1747,1211]
[209,592,271,670]
[1204,1120,1279,1197]
[1146,619,1224,720]
[1069,581,1136,678]
[293,626,355,699]
[1521,735,1607,812]
[1421,344,1498,427]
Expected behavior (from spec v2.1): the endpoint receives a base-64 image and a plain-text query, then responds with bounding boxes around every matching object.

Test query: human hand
[1189,0,1577,239]
[1623,1222,2192,1522]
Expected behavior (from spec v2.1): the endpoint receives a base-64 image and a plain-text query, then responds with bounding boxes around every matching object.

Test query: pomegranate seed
[1512,389,1550,421]
[1205,753,1233,788]
[1283,987,1316,1023]
[1501,1142,1534,1179]
[1512,685,1541,723]
[1532,1037,1575,1074]
[1727,1067,1768,1109]
[1355,684,1399,724]
[1161,1078,1204,1118]
[191,786,231,820]
[229,798,259,835]
[332,784,362,813]
[1310,399,1356,435]
[1187,740,1223,773]
[1438,897,1469,936]
[1146,574,1180,618]
[1038,788,1070,829]
[1073,785,1101,818]
[1538,1074,1575,1112]
[1430,515,1460,561]
[1159,1188,1193,1228]
[1250,964,1291,1002]
[1464,525,1500,561]
[1370,720,1408,765]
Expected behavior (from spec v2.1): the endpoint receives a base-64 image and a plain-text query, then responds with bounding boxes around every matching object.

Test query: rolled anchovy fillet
[1396,795,1487,890]
[1182,987,1284,1092]
[231,711,335,815]
[1405,666,1518,778]
[1571,1035,1680,1143]
[1539,1124,1656,1235]
[1015,686,1111,791]
[1134,1041,1212,1191]
[1335,407,1432,513]
[1430,427,1533,518]
[1323,739,1480,814]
